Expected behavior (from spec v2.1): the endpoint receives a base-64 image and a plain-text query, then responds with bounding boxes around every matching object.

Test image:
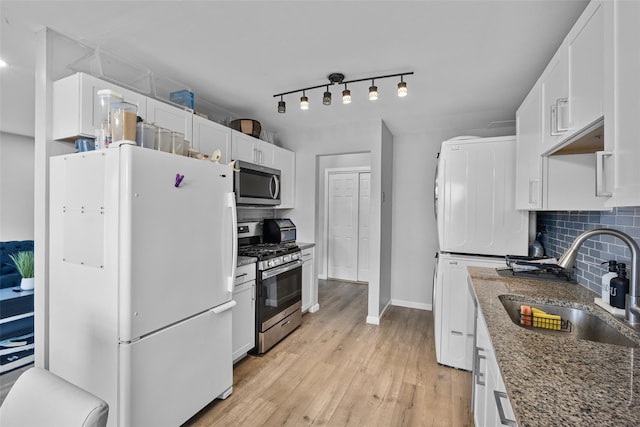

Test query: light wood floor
[185,279,473,427]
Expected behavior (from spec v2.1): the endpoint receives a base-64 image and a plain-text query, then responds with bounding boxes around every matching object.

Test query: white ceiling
[0,0,589,139]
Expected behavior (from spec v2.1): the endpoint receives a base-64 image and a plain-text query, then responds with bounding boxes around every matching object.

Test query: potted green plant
[8,250,34,290]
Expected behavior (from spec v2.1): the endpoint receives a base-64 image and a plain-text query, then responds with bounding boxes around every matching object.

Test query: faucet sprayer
[558,228,640,325]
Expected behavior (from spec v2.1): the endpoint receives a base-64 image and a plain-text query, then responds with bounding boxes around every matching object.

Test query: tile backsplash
[537,207,640,294]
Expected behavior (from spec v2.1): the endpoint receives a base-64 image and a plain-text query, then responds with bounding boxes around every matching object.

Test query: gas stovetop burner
[238,242,299,259]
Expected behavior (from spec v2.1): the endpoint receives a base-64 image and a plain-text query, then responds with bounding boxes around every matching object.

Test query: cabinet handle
[528,179,539,205]
[550,104,560,136]
[556,98,569,132]
[253,148,258,163]
[596,151,613,197]
[235,273,248,279]
[475,352,486,386]
[494,390,517,427]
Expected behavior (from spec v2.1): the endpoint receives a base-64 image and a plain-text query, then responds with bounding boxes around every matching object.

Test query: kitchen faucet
[557,228,640,325]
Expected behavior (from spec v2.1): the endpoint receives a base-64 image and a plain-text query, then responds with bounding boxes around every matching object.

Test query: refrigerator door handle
[211,300,237,314]
[227,192,238,293]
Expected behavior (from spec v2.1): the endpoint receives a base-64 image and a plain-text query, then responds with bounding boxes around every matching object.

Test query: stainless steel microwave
[234,160,281,206]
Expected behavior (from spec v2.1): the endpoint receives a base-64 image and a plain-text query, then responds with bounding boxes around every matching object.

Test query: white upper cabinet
[567,1,604,134]
[601,0,640,207]
[540,44,569,154]
[53,72,147,141]
[192,115,231,163]
[540,0,604,155]
[146,97,193,143]
[231,130,275,166]
[515,80,543,210]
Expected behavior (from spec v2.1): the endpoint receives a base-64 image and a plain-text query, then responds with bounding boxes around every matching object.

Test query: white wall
[0,132,35,240]
[316,152,371,279]
[390,127,515,310]
[279,120,386,322]
[379,122,393,313]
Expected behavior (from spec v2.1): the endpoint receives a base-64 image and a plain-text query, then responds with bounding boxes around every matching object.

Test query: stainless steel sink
[499,295,638,348]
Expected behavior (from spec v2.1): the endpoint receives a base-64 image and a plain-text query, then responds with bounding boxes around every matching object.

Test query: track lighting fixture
[369,80,378,101]
[342,84,352,104]
[323,86,332,105]
[397,75,408,97]
[273,71,412,113]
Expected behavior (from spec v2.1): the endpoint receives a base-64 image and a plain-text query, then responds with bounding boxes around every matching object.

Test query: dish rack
[518,308,573,332]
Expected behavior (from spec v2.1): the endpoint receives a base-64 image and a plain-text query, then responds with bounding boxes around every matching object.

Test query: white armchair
[0,367,108,427]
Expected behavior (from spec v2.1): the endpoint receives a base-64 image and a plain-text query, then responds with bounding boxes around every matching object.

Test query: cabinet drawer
[235,264,256,285]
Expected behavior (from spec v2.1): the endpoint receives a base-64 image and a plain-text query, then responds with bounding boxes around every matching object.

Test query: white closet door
[357,172,370,282]
[328,173,359,281]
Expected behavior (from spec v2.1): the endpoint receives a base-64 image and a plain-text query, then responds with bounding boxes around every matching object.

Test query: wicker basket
[230,119,261,138]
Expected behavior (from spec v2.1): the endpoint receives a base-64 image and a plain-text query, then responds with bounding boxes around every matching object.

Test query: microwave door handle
[273,175,280,199]
[269,175,280,199]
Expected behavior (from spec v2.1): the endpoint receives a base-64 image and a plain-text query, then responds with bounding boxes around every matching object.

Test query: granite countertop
[297,242,315,250]
[468,267,640,427]
[237,255,257,267]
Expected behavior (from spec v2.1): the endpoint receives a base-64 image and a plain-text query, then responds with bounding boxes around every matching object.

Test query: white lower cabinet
[232,263,256,363]
[301,246,318,313]
[472,287,517,427]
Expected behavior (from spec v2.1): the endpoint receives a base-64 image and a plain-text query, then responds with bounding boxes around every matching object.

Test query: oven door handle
[261,259,303,280]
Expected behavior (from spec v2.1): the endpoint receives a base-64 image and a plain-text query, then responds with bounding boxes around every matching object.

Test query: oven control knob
[283,255,291,262]
[268,260,274,267]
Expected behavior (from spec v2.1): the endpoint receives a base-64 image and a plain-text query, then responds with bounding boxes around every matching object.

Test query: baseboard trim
[309,304,320,313]
[367,299,392,325]
[391,299,431,311]
[366,315,380,325]
[319,274,327,280]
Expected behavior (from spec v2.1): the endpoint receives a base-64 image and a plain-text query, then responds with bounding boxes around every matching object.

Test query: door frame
[323,166,371,281]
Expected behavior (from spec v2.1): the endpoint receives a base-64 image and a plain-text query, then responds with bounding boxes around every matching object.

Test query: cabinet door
[53,72,147,141]
[232,281,255,362]
[192,115,231,163]
[255,139,276,167]
[473,308,490,427]
[603,0,640,207]
[231,131,256,163]
[273,145,296,209]
[540,45,569,154]
[515,81,543,210]
[146,97,193,143]
[568,1,604,133]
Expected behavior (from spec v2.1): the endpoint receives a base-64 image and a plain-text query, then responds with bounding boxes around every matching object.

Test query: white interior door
[328,173,359,281]
[357,173,370,282]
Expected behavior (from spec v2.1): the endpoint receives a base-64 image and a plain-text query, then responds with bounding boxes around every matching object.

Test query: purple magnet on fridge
[175,174,185,187]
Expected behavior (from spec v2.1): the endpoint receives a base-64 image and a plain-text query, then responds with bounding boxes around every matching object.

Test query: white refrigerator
[433,136,528,370]
[49,143,238,427]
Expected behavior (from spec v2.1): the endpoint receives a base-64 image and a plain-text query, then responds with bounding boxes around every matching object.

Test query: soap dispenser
[610,263,630,309]
[601,260,618,305]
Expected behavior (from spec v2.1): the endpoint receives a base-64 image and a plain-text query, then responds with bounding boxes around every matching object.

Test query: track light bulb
[342,86,351,104]
[300,92,309,110]
[397,77,408,97]
[278,96,286,113]
[323,87,332,105]
[369,82,378,101]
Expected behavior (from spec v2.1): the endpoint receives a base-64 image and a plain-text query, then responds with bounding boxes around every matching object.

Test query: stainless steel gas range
[238,220,302,354]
